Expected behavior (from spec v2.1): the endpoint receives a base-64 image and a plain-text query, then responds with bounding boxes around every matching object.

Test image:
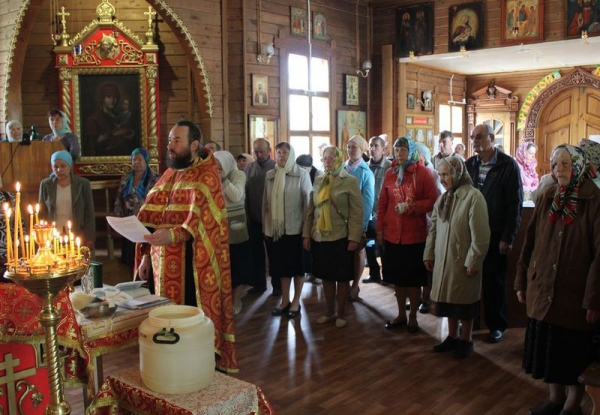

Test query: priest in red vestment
[136,120,238,373]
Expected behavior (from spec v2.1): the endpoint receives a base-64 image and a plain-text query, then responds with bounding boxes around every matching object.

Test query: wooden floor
[66,255,593,415]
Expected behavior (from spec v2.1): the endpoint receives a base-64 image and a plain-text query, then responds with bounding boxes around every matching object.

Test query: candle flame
[3,203,8,212]
[28,205,33,214]
[15,182,20,192]
[25,235,29,242]
[76,237,81,246]
[67,220,71,230]
[6,208,11,218]
[35,204,40,213]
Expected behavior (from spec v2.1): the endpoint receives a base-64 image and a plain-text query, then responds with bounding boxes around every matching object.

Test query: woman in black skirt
[377,137,438,333]
[515,144,600,415]
[263,142,312,318]
[303,146,363,328]
[424,156,490,358]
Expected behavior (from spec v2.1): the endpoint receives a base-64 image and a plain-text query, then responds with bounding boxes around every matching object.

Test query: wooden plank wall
[244,0,368,144]
[372,0,571,144]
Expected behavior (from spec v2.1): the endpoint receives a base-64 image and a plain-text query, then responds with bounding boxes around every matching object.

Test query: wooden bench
[89,179,121,260]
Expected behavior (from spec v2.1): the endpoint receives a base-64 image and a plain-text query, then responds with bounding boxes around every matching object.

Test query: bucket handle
[152,327,180,345]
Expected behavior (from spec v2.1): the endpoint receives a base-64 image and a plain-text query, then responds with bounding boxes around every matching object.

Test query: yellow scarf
[316,147,344,233]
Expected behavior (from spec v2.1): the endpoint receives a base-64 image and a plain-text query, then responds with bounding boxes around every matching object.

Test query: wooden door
[538,87,600,175]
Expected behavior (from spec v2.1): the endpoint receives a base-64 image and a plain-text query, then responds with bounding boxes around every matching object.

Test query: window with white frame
[288,53,331,170]
[438,104,464,139]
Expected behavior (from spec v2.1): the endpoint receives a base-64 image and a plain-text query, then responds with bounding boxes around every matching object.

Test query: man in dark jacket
[466,124,523,343]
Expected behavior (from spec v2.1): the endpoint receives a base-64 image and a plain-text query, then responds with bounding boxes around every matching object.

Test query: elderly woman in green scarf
[42,109,81,159]
[114,148,159,268]
[303,146,363,328]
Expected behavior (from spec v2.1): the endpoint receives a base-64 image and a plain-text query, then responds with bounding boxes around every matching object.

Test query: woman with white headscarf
[4,120,23,142]
[424,156,490,358]
[214,150,253,314]
[263,142,312,318]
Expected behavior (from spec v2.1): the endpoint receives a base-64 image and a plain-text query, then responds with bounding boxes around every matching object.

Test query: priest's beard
[167,147,194,169]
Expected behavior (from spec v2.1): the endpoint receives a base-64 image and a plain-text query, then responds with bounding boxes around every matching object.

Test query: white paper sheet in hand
[106,216,151,243]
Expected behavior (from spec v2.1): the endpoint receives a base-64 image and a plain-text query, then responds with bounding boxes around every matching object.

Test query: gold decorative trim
[3,0,31,121]
[59,69,73,128]
[151,0,214,117]
[69,18,144,48]
[146,66,159,160]
[116,41,144,65]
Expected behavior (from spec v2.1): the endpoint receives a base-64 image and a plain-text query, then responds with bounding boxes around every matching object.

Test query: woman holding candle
[113,148,159,268]
[41,109,81,159]
[38,150,95,248]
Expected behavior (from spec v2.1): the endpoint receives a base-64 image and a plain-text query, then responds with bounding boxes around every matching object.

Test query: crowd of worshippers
[2,117,600,414]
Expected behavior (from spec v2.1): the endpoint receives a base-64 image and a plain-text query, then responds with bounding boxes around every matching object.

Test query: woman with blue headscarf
[114,148,159,268]
[41,109,80,159]
[377,137,438,332]
[38,150,95,245]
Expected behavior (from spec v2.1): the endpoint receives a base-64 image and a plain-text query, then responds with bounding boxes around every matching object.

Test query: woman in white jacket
[263,143,312,318]
[214,151,253,314]
[423,156,490,358]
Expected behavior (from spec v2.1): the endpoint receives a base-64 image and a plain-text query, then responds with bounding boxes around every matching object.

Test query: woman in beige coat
[424,156,490,358]
[303,146,363,328]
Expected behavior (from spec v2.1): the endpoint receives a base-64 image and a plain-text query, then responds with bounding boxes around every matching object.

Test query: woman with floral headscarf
[263,142,312,318]
[515,144,600,415]
[42,109,81,159]
[114,148,159,268]
[377,137,438,333]
[303,146,363,328]
[579,138,600,188]
[424,156,490,358]
[515,141,539,198]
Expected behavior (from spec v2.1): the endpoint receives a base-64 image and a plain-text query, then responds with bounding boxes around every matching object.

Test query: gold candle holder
[4,246,91,415]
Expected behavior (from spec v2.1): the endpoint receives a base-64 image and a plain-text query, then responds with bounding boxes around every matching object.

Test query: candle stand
[4,243,91,415]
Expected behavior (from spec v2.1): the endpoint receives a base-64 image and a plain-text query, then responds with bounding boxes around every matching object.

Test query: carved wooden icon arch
[521,67,600,141]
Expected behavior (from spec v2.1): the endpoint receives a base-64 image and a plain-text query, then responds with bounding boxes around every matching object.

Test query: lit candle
[35,204,40,225]
[27,205,33,253]
[15,183,25,260]
[14,182,20,264]
[67,220,71,232]
[69,231,75,257]
[3,204,12,264]
[76,237,81,257]
[25,235,30,260]
[63,235,69,256]
[53,230,59,254]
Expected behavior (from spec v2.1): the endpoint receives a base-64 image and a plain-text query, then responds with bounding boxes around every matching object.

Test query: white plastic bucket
[139,305,215,394]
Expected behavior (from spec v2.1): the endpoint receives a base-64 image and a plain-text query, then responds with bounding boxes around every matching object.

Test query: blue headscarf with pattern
[123,148,152,199]
[392,137,419,185]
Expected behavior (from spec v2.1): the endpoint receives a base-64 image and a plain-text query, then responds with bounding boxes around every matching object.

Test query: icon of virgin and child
[82,83,138,157]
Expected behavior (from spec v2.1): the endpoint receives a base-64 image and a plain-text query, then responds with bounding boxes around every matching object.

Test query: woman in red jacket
[377,137,438,332]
